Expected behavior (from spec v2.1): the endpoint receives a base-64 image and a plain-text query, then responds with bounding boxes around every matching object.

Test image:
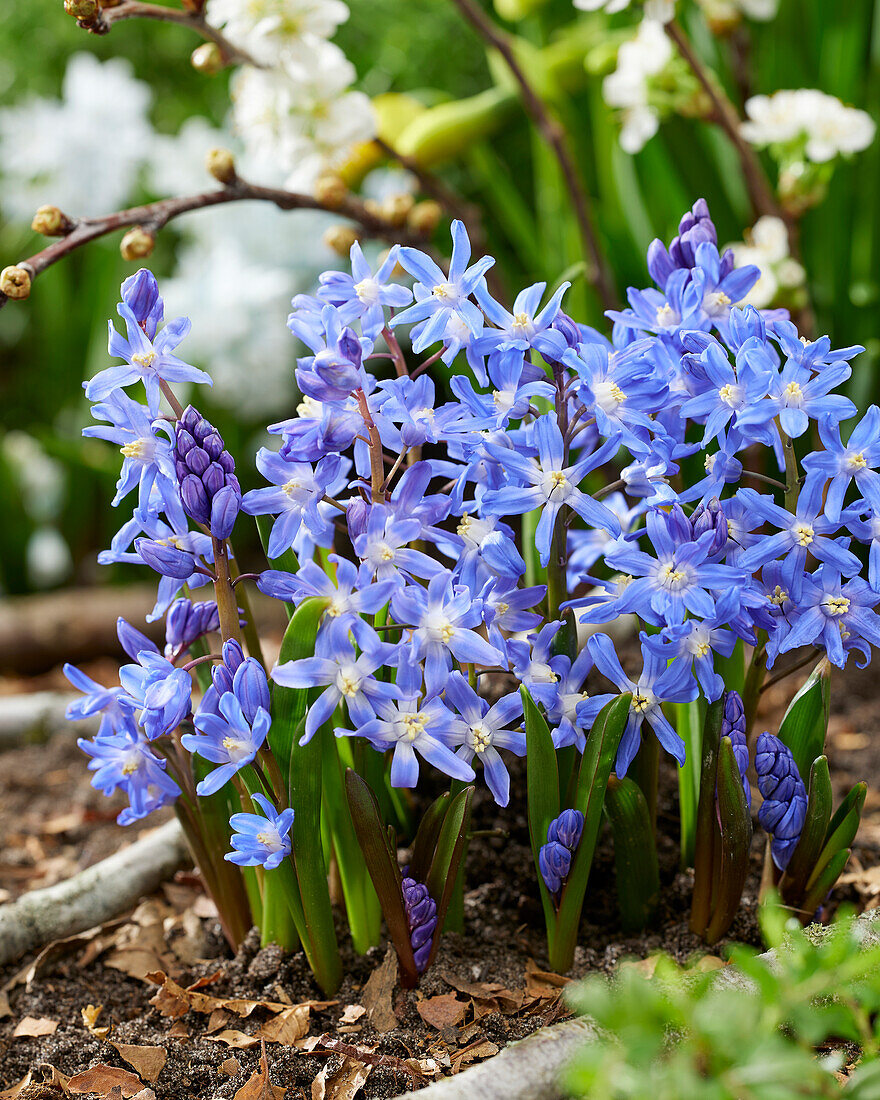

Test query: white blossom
[206,0,350,63]
[575,0,674,18]
[603,19,674,153]
[0,54,153,220]
[727,216,804,309]
[741,89,876,163]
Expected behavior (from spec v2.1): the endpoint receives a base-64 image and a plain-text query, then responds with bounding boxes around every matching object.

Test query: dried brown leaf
[68,1065,144,1098]
[205,1030,262,1050]
[339,1004,366,1025]
[416,993,467,1031]
[110,1044,167,1084]
[256,1005,310,1044]
[12,1015,58,1038]
[233,1043,286,1100]
[147,971,330,1022]
[220,1058,242,1077]
[361,949,399,1034]
[311,1057,371,1100]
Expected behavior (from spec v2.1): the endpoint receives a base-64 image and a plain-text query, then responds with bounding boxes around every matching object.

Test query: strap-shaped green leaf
[689,697,724,937]
[550,692,631,972]
[705,737,753,945]
[425,785,475,971]
[800,848,851,920]
[604,775,659,932]
[523,685,561,939]
[344,768,419,988]
[777,658,830,781]
[288,716,341,994]
[806,782,866,892]
[779,755,833,912]
[269,596,329,789]
[410,792,451,884]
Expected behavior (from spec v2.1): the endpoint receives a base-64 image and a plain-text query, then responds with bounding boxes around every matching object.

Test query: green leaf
[551,693,631,972]
[523,685,560,871]
[344,768,419,988]
[604,776,660,933]
[689,697,724,937]
[675,698,706,869]
[801,848,851,920]
[409,792,450,884]
[705,738,753,945]
[288,718,341,994]
[269,596,329,789]
[777,659,830,780]
[807,782,866,892]
[779,756,833,917]
[425,785,475,971]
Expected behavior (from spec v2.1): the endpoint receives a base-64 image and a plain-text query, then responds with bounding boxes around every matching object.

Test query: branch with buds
[63,0,263,70]
[0,160,437,309]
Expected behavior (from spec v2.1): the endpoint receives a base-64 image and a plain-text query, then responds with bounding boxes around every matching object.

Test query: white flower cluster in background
[575,0,674,20]
[741,89,876,162]
[208,0,375,190]
[0,53,152,220]
[726,216,804,309]
[697,0,779,21]
[602,18,673,153]
[2,432,71,589]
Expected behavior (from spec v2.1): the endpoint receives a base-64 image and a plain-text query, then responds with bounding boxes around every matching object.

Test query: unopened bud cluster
[539,809,585,895]
[402,876,437,972]
[174,406,242,540]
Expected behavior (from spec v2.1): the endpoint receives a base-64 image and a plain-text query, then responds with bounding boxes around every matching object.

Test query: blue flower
[64,664,137,738]
[164,598,220,659]
[390,572,505,696]
[679,338,774,447]
[271,628,400,744]
[736,358,855,440]
[353,504,445,585]
[481,415,622,566]
[118,651,193,740]
[444,671,524,807]
[389,220,494,354]
[544,647,612,752]
[182,693,271,796]
[121,268,164,340]
[583,632,698,776]
[641,609,739,702]
[83,390,178,516]
[317,242,413,339]
[291,305,373,404]
[776,565,880,669]
[241,449,346,558]
[472,280,570,359]
[337,679,475,789]
[756,732,807,871]
[79,729,180,824]
[736,480,862,599]
[87,301,211,412]
[597,508,747,627]
[538,840,571,895]
[802,407,880,522]
[226,793,295,871]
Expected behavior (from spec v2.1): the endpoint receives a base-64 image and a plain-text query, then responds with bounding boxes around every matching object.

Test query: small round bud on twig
[0,266,32,300]
[323,225,359,256]
[120,227,155,261]
[63,0,98,19]
[206,148,237,185]
[363,198,382,220]
[313,174,348,211]
[31,205,73,237]
[381,193,415,228]
[191,42,224,74]
[407,200,442,235]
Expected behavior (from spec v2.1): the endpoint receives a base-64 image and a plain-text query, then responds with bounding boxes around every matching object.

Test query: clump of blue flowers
[64,199,874,990]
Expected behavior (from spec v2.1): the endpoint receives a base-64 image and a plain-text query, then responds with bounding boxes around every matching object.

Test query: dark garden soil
[1,653,879,1099]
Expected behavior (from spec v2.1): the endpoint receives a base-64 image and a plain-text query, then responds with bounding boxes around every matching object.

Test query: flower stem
[212,536,242,644]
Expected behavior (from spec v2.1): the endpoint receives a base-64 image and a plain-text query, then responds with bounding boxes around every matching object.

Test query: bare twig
[449,0,615,311]
[0,175,431,309]
[79,0,263,68]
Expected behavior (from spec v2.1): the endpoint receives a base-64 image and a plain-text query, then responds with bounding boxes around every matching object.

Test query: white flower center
[784,381,804,405]
[655,303,680,327]
[657,561,689,590]
[792,522,814,547]
[824,595,850,617]
[469,722,492,753]
[354,277,380,304]
[401,711,428,740]
[543,470,571,501]
[432,282,458,302]
[847,451,867,470]
[593,380,626,413]
[718,384,741,408]
[131,350,157,368]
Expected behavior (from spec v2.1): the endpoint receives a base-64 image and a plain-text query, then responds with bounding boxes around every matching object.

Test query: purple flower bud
[691,497,727,556]
[721,690,751,809]
[233,658,270,724]
[346,498,370,540]
[174,406,238,536]
[549,310,582,351]
[756,732,807,870]
[211,484,241,539]
[180,475,211,525]
[212,665,234,696]
[402,875,438,973]
[135,537,196,579]
[222,639,245,672]
[165,599,220,657]
[547,809,584,851]
[668,198,718,270]
[117,617,158,661]
[538,840,572,895]
[121,269,164,340]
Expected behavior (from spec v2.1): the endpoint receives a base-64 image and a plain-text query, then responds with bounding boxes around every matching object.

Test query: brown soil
[0,655,877,1098]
